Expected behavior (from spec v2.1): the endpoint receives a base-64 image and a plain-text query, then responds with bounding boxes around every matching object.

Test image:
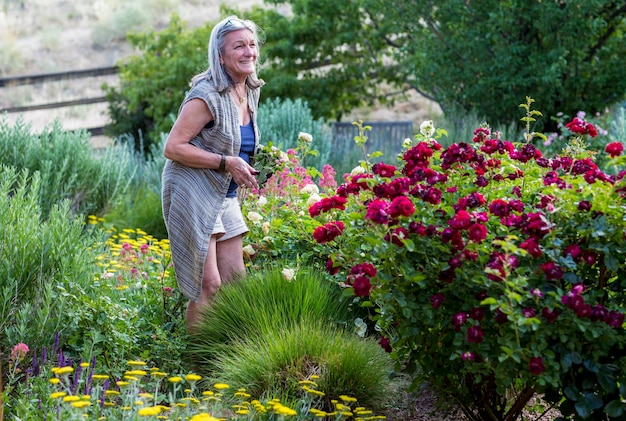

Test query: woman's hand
[226,156,259,190]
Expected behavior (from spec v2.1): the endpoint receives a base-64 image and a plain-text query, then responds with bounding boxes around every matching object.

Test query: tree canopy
[106,1,626,143]
[248,0,626,128]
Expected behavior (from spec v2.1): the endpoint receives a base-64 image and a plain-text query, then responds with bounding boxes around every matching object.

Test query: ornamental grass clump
[310,98,626,420]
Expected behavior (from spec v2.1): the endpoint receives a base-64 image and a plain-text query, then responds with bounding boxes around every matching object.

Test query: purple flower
[529,357,545,375]
[430,293,446,309]
[467,325,484,343]
[453,312,467,329]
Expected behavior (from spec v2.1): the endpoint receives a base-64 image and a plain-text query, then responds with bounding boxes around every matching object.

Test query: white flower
[350,165,366,175]
[420,120,435,138]
[261,221,270,235]
[307,193,322,207]
[300,184,319,195]
[403,138,412,149]
[282,268,296,281]
[257,196,268,206]
[247,211,263,223]
[298,132,313,143]
[242,244,256,258]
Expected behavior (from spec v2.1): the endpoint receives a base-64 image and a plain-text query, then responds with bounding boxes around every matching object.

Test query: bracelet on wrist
[219,154,226,171]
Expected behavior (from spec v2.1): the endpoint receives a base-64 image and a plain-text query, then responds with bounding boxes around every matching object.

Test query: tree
[249,0,626,129]
[105,1,626,145]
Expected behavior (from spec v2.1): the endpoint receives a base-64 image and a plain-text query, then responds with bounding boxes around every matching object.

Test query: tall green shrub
[103,15,212,151]
[102,133,168,239]
[310,101,626,419]
[0,166,102,351]
[0,116,134,219]
[257,97,333,169]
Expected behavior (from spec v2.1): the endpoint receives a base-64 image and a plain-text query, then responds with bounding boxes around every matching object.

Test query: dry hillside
[0,0,439,139]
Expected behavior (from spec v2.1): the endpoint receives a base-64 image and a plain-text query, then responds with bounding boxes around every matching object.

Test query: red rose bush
[310,102,626,420]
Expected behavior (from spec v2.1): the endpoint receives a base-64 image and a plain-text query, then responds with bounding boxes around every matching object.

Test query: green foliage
[64,223,186,375]
[210,321,394,413]
[309,100,626,419]
[244,0,626,127]
[0,166,102,352]
[257,97,333,170]
[103,134,168,239]
[241,134,338,271]
[0,115,134,219]
[188,266,354,370]
[103,15,212,151]
[235,1,393,121]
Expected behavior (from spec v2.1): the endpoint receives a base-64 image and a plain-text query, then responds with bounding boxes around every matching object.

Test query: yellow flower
[127,360,147,366]
[138,406,162,416]
[185,373,202,382]
[50,392,67,399]
[92,374,109,380]
[339,395,358,403]
[117,381,130,387]
[125,370,147,376]
[189,413,221,421]
[80,362,90,368]
[151,371,168,378]
[53,366,74,376]
[168,376,183,383]
[213,383,230,390]
[63,395,80,402]
[71,400,91,409]
[49,378,60,385]
[105,390,120,396]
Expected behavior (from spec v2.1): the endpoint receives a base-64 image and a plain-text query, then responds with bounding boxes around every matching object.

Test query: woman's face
[221,28,257,83]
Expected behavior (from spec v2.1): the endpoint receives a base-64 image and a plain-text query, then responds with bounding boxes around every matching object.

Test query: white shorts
[212,197,249,241]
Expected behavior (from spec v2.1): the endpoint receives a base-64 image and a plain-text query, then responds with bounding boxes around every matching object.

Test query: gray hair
[191,15,264,91]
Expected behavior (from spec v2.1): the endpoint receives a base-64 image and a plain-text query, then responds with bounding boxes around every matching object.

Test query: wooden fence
[332,120,414,157]
[1,67,415,147]
[0,66,118,136]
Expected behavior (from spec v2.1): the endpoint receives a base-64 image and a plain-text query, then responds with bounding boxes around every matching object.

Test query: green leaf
[597,372,617,393]
[604,400,624,417]
[574,401,591,418]
[480,297,498,306]
[564,385,580,402]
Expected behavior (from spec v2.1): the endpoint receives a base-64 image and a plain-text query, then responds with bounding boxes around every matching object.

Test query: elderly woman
[162,15,264,331]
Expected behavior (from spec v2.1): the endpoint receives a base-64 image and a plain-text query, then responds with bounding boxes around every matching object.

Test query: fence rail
[2,66,415,144]
[0,66,118,135]
[332,120,414,157]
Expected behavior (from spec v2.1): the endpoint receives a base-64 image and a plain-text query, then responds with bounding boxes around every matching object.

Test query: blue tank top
[226,121,256,198]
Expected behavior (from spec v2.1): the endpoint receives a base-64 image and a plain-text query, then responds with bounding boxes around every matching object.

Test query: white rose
[282,268,296,281]
[350,165,366,175]
[420,120,435,138]
[262,221,270,235]
[300,184,319,195]
[247,211,263,223]
[257,195,268,206]
[298,132,313,143]
[307,193,322,207]
[242,244,256,258]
